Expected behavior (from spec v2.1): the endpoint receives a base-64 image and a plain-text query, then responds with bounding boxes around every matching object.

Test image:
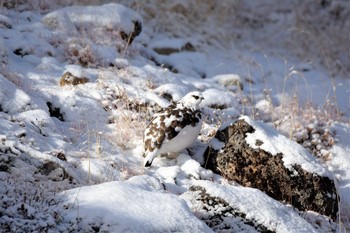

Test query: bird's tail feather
[143,153,154,167]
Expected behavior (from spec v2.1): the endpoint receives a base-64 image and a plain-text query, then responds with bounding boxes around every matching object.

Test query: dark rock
[153,47,179,55]
[0,16,12,29]
[1,0,25,9]
[13,48,30,57]
[0,152,16,172]
[38,161,60,176]
[47,102,64,121]
[0,164,10,172]
[182,42,195,52]
[207,103,228,110]
[153,42,196,55]
[149,56,178,73]
[51,150,67,161]
[204,118,338,220]
[160,92,173,102]
[120,20,142,45]
[37,161,71,182]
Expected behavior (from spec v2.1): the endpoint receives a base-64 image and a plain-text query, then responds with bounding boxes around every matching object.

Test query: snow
[329,122,350,224]
[154,83,192,102]
[43,3,142,35]
[0,74,31,114]
[59,175,212,233]
[201,88,237,109]
[0,1,349,232]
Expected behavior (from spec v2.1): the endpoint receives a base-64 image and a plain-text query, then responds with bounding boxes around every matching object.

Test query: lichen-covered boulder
[204,116,338,219]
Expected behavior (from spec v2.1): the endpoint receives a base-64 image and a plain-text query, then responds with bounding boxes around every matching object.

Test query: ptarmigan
[143,91,204,167]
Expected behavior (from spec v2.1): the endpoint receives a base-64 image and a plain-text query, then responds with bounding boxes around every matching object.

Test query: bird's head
[179,91,204,110]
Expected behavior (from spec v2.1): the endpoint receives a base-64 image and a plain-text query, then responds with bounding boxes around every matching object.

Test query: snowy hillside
[0,1,349,232]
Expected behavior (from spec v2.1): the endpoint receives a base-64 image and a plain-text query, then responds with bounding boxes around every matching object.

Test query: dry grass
[292,0,350,77]
[1,70,23,87]
[99,83,148,150]
[0,0,74,11]
[65,41,98,68]
[110,111,146,150]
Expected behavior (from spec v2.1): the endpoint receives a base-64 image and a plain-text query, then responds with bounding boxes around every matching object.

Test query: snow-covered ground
[0,1,349,232]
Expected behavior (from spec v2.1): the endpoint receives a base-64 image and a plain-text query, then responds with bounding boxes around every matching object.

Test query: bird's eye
[193,95,199,100]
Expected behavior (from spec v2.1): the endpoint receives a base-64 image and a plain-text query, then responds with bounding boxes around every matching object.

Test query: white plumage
[143,91,204,167]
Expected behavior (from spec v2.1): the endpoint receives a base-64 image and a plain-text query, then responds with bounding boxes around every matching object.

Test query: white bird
[143,91,204,167]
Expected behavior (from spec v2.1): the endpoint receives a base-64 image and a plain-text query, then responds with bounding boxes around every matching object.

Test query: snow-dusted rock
[43,3,142,45]
[204,116,338,219]
[154,83,192,102]
[0,14,12,29]
[212,73,243,91]
[58,175,213,232]
[182,180,333,233]
[149,38,196,55]
[201,88,237,109]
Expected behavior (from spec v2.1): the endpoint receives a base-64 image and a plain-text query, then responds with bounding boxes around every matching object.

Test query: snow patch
[43,3,142,36]
[0,75,31,114]
[59,176,212,232]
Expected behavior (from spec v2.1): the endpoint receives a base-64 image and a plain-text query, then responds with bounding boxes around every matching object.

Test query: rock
[149,56,179,73]
[46,102,64,121]
[0,0,25,9]
[43,3,142,46]
[201,88,238,110]
[119,20,142,45]
[153,42,195,55]
[212,74,244,91]
[0,154,15,173]
[50,150,67,161]
[0,14,12,29]
[13,48,31,57]
[183,185,274,232]
[204,117,338,220]
[59,72,89,86]
[36,161,71,182]
[149,38,196,55]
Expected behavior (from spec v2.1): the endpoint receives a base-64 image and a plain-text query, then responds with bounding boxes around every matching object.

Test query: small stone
[59,71,89,86]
